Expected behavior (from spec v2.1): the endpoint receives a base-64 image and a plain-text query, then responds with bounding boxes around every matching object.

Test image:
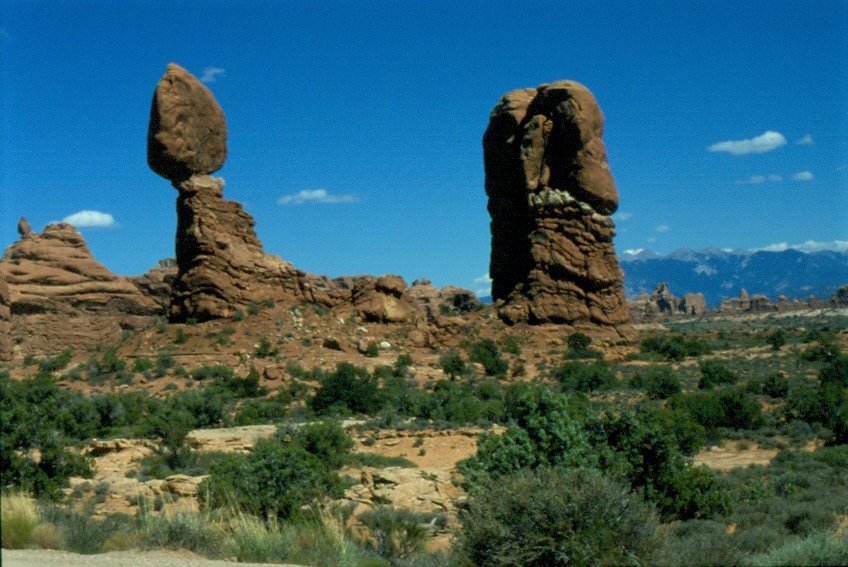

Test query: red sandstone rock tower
[484,81,633,341]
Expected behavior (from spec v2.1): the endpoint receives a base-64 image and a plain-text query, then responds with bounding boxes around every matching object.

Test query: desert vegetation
[2,307,848,566]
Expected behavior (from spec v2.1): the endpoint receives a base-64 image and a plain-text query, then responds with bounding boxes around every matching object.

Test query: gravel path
[2,549,309,567]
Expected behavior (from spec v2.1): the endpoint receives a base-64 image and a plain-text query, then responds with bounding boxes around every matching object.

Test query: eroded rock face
[0,278,10,361]
[147,63,227,182]
[168,175,315,321]
[0,223,160,316]
[484,81,632,339]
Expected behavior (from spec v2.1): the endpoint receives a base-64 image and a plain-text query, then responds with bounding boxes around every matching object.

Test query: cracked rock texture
[147,63,227,182]
[484,81,633,340]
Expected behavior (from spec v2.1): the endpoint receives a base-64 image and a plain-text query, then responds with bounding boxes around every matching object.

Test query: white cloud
[736,174,783,185]
[200,67,226,84]
[614,211,633,221]
[708,131,787,156]
[655,224,670,233]
[62,210,117,228]
[277,188,358,205]
[473,273,492,297]
[796,134,814,145]
[622,248,644,255]
[754,240,848,253]
[791,171,814,182]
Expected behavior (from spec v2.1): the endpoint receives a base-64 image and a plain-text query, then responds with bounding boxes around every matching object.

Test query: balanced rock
[147,63,227,182]
[17,217,31,237]
[483,81,632,339]
[0,223,160,315]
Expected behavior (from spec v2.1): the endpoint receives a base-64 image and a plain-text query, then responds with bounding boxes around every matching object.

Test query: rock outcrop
[629,283,707,322]
[0,223,160,316]
[17,217,31,237]
[408,279,481,321]
[148,64,322,322]
[130,258,178,312]
[0,277,10,361]
[483,81,632,340]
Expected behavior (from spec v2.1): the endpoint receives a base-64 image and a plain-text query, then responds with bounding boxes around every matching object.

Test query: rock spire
[483,81,632,339]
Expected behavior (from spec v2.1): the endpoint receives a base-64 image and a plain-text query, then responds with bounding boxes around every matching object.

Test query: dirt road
[1,549,309,567]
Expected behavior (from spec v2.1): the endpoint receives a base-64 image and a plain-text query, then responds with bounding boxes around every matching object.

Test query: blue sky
[1,1,846,295]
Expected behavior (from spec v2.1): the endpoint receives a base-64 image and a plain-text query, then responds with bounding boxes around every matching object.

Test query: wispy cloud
[614,211,633,221]
[200,67,226,84]
[62,210,117,228]
[277,188,358,205]
[755,240,848,253]
[736,174,783,185]
[708,131,787,156]
[796,134,814,145]
[655,224,670,233]
[473,273,492,297]
[791,171,814,182]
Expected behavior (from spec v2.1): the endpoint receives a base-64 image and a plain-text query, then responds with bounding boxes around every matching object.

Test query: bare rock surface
[168,174,318,321]
[483,81,633,340]
[0,223,160,316]
[0,277,10,360]
[147,63,227,182]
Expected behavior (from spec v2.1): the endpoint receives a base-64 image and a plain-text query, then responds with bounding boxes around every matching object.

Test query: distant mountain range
[619,248,848,307]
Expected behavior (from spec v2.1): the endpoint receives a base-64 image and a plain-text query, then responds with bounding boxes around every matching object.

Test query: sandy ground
[1,549,308,567]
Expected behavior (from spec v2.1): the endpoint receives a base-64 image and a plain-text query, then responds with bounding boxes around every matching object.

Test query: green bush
[468,339,508,377]
[697,360,739,389]
[670,388,764,431]
[640,334,710,361]
[455,467,659,567]
[40,347,73,373]
[254,336,278,358]
[359,507,442,561]
[284,420,354,469]
[438,350,465,380]
[765,328,787,351]
[631,366,682,399]
[553,360,615,392]
[311,363,385,415]
[200,440,343,521]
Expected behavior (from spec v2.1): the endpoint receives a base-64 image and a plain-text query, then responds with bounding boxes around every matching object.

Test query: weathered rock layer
[0,278,10,361]
[484,81,632,339]
[0,223,160,316]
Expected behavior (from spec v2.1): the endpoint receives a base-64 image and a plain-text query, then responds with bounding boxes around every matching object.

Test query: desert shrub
[468,339,508,377]
[639,334,710,361]
[200,440,343,522]
[639,406,707,456]
[500,335,522,356]
[415,379,505,425]
[654,519,743,567]
[41,503,134,554]
[154,349,176,377]
[311,363,385,416]
[344,453,418,469]
[631,366,682,399]
[784,356,848,441]
[553,360,615,392]
[564,332,602,359]
[748,530,848,567]
[438,349,465,380]
[799,335,841,362]
[86,348,129,384]
[254,335,278,358]
[670,388,764,431]
[39,347,73,373]
[232,392,292,426]
[364,342,380,358]
[284,420,354,469]
[131,356,154,374]
[748,371,789,399]
[459,386,593,485]
[394,353,414,372]
[359,507,443,561]
[765,328,787,351]
[455,467,659,567]
[697,360,739,389]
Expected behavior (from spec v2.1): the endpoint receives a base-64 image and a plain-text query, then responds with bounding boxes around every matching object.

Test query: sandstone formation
[483,81,632,339]
[0,277,10,361]
[0,223,160,316]
[408,279,481,321]
[629,283,707,322]
[147,63,227,182]
[17,217,31,237]
[168,174,318,321]
[130,258,178,312]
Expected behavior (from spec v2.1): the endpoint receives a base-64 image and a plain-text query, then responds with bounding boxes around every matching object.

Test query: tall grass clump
[1,491,40,548]
[747,530,848,567]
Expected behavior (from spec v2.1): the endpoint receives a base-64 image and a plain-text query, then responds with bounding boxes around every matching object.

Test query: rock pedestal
[483,81,632,340]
